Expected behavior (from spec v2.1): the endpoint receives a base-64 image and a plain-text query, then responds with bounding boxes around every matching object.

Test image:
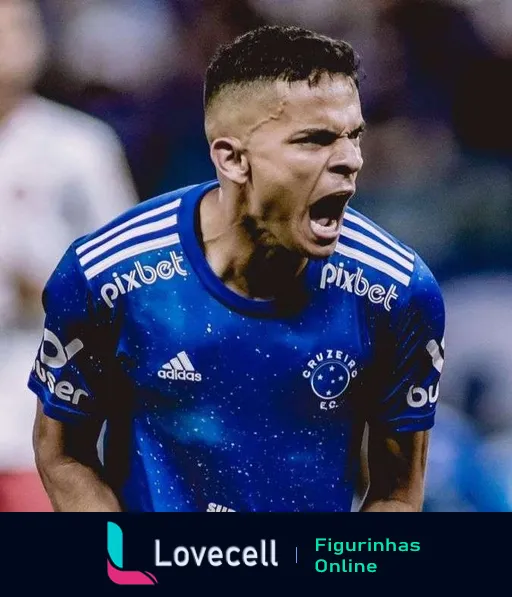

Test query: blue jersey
[28,180,445,512]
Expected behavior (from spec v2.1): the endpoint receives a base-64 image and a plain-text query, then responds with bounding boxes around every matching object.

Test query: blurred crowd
[0,0,510,511]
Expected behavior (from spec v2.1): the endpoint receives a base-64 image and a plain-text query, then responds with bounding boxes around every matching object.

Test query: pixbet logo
[303,349,359,411]
[32,329,88,405]
[320,263,399,311]
[100,251,187,308]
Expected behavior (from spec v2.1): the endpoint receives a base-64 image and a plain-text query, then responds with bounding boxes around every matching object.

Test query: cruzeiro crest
[302,349,360,411]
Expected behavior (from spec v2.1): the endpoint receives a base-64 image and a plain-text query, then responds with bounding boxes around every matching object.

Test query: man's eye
[348,128,365,140]
[297,132,336,146]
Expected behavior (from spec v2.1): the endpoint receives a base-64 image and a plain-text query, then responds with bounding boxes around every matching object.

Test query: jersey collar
[179,180,319,318]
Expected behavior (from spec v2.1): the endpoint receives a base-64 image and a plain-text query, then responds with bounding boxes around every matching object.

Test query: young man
[29,26,445,512]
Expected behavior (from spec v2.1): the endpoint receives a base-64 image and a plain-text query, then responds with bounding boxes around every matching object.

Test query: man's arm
[360,427,429,512]
[33,401,122,512]
[358,253,444,512]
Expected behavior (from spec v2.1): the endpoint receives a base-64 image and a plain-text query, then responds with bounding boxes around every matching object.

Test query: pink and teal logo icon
[107,522,158,585]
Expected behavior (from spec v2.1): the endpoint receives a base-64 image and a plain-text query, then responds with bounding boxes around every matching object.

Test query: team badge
[302,349,360,411]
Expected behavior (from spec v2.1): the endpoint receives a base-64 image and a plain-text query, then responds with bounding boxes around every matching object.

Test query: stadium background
[0,0,510,512]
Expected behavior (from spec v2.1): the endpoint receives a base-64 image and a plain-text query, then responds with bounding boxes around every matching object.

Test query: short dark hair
[204,25,361,110]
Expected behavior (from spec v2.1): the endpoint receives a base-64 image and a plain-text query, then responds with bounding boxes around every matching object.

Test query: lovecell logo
[107,522,158,585]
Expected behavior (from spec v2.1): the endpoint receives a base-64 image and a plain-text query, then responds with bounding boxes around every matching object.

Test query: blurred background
[0,0,510,511]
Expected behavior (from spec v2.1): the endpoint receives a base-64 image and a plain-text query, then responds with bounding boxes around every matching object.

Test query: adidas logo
[158,351,202,382]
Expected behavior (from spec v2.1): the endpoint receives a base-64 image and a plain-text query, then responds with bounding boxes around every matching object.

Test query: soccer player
[29,26,445,512]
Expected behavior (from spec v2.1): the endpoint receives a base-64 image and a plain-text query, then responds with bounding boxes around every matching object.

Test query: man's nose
[327,140,363,176]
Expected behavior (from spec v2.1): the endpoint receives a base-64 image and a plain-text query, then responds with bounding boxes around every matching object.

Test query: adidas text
[158,369,202,382]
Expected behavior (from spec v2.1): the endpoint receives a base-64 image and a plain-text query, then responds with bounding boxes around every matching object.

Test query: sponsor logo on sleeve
[33,329,89,405]
[406,339,444,408]
[406,383,439,408]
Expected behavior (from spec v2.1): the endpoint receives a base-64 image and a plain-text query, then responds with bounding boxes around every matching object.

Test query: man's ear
[210,137,249,185]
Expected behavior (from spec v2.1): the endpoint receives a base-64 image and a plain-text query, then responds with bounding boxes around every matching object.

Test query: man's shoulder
[325,206,440,310]
[69,182,203,286]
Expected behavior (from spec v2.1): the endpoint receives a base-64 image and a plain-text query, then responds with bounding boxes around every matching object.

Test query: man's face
[242,74,364,259]
[0,0,46,92]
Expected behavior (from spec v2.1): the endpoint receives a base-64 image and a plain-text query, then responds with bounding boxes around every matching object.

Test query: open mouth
[308,193,351,240]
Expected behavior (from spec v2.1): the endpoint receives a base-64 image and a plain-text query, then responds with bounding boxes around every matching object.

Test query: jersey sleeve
[369,255,446,433]
[27,243,111,423]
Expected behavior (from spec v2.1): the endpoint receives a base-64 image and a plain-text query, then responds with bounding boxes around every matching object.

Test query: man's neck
[199,187,308,301]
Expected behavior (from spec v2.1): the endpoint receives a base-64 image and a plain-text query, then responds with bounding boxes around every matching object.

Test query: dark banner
[2,514,508,590]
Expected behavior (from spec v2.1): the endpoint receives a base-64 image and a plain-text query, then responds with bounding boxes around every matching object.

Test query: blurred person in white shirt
[0,0,137,511]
